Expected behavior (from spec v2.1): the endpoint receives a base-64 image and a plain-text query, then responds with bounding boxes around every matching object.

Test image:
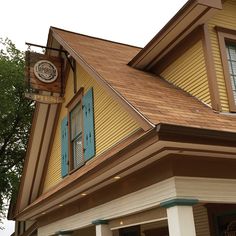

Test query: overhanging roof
[128,0,222,70]
[50,27,236,133]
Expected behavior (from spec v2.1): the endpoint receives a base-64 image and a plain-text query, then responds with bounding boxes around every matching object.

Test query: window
[217,27,236,112]
[226,43,236,102]
[61,87,95,177]
[70,102,83,168]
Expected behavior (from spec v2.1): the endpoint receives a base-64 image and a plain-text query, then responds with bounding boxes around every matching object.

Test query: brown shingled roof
[52,27,236,133]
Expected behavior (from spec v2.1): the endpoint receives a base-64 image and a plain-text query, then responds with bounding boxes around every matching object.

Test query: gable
[42,63,141,193]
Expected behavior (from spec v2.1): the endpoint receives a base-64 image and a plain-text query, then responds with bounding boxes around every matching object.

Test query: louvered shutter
[82,88,95,160]
[61,116,69,177]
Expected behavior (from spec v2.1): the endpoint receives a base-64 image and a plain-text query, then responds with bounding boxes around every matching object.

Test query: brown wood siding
[208,0,236,111]
[160,40,211,107]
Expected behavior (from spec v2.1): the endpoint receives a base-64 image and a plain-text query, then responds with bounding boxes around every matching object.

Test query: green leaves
[0,38,34,225]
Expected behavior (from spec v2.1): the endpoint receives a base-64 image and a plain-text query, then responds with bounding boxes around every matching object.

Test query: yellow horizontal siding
[43,64,140,193]
[76,64,140,156]
[43,70,74,192]
[161,40,211,106]
[208,0,236,111]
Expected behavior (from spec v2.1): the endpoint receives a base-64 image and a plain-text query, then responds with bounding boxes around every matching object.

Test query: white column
[160,198,198,236]
[167,205,196,236]
[92,220,112,236]
[96,224,112,236]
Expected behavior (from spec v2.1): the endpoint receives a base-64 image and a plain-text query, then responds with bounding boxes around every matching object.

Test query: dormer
[130,0,236,113]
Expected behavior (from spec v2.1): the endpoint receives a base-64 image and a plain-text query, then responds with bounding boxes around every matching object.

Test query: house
[8,0,236,235]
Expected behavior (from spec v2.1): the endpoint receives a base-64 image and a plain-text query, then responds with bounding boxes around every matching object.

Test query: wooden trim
[129,0,222,68]
[51,28,154,131]
[29,104,51,203]
[157,123,236,147]
[109,207,167,230]
[202,24,221,111]
[66,87,84,111]
[146,8,211,70]
[15,104,40,214]
[38,104,62,196]
[73,59,77,94]
[216,26,236,112]
[20,222,37,236]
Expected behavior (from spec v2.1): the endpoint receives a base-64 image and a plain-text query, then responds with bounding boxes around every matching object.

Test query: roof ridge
[50,26,143,50]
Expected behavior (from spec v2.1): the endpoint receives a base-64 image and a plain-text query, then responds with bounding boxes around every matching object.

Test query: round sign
[34,60,58,83]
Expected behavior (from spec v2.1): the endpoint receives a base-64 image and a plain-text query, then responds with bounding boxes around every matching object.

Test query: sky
[1,0,187,51]
[0,0,188,235]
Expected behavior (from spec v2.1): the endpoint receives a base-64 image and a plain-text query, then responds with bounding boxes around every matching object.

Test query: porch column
[92,219,112,236]
[160,198,199,236]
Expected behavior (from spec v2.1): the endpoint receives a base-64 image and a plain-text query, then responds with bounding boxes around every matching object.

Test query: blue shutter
[61,116,69,177]
[82,88,95,160]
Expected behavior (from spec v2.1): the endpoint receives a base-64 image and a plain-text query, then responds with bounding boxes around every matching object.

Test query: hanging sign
[34,60,58,83]
[25,51,63,93]
[25,93,65,104]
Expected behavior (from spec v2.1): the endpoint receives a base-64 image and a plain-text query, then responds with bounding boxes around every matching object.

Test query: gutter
[156,123,236,147]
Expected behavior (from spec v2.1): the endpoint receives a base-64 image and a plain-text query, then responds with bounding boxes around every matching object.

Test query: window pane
[73,135,83,168]
[70,103,82,140]
[231,61,236,75]
[226,44,236,104]
[228,61,233,74]
[226,47,230,60]
[228,45,236,60]
[230,76,236,91]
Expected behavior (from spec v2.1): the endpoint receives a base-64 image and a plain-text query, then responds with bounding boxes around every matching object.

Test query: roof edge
[50,27,154,131]
[129,0,222,69]
[50,26,142,50]
[157,123,236,146]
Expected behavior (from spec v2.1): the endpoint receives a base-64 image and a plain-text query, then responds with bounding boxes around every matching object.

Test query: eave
[129,0,222,70]
[14,124,236,221]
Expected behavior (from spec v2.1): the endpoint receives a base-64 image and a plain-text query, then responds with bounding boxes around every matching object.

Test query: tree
[0,38,33,226]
